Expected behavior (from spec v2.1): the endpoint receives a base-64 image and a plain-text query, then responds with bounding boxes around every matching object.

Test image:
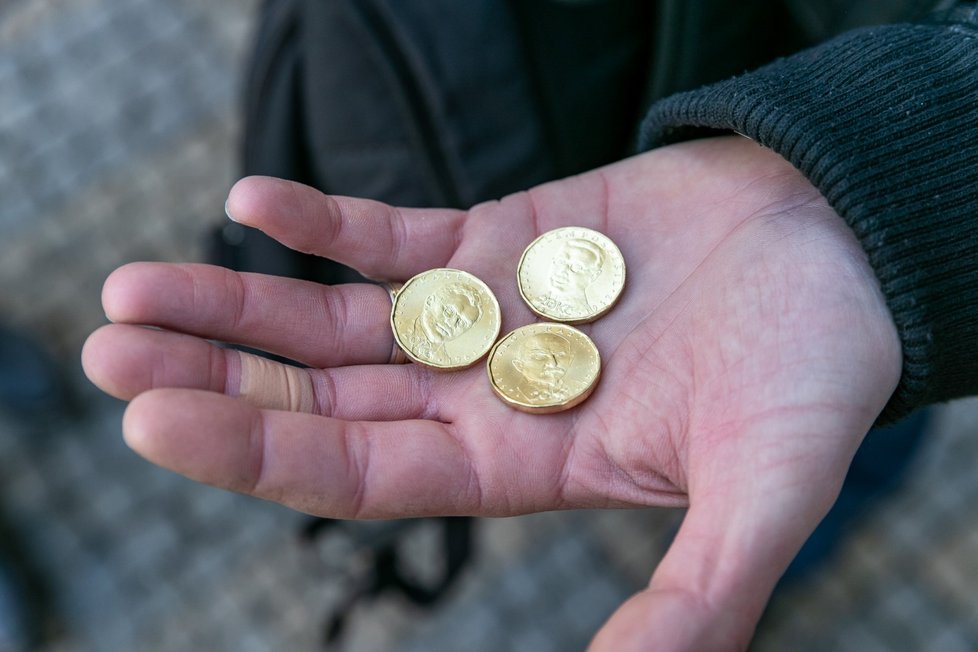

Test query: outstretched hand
[82,136,901,650]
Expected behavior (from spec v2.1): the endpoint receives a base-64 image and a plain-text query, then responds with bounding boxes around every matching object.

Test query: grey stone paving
[2,1,978,651]
[0,0,243,237]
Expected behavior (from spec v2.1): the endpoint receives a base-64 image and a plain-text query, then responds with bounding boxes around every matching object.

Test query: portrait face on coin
[418,282,484,345]
[512,332,573,394]
[547,238,605,309]
[392,269,501,369]
[488,323,600,412]
[517,227,625,324]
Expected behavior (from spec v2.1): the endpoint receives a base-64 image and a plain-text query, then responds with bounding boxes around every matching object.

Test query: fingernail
[225,199,238,223]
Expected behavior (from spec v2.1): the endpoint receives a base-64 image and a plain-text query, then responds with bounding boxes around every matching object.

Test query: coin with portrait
[517,227,626,324]
[391,269,501,369]
[487,323,601,413]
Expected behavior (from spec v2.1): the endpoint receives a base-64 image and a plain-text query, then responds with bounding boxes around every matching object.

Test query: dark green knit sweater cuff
[639,20,978,424]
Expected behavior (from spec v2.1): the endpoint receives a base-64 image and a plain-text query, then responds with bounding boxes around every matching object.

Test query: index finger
[225,176,467,280]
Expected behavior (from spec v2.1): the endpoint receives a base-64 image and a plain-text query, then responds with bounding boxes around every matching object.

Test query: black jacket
[235,0,978,422]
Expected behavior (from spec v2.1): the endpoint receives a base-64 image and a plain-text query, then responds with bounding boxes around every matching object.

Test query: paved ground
[2,2,978,651]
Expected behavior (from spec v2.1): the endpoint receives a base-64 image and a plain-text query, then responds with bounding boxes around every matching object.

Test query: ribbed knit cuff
[639,19,978,423]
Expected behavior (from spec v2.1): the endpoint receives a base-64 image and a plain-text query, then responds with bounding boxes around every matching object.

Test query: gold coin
[487,323,601,414]
[391,269,501,370]
[517,227,626,324]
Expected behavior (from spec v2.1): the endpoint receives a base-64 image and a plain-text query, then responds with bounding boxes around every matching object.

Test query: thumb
[590,478,845,651]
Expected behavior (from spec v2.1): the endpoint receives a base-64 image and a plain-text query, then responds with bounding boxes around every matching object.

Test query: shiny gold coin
[391,269,501,370]
[487,323,601,414]
[517,227,626,324]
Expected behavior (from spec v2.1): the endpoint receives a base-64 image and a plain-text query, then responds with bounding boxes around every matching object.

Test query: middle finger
[102,262,395,367]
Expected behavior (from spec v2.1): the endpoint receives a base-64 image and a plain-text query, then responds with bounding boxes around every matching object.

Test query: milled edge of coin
[516,226,626,325]
[390,268,501,371]
[486,323,602,414]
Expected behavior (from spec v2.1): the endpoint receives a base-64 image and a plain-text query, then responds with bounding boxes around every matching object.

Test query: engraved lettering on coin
[517,227,625,324]
[391,269,501,369]
[487,323,600,413]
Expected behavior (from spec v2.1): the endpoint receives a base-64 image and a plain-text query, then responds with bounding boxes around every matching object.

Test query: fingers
[102,262,393,368]
[123,389,483,518]
[82,324,432,422]
[225,176,467,280]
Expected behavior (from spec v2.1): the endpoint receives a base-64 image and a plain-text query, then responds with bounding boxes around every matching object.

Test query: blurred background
[2,1,978,651]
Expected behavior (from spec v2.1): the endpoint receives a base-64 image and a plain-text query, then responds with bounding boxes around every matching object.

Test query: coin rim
[486,322,602,414]
[516,226,626,325]
[390,268,502,370]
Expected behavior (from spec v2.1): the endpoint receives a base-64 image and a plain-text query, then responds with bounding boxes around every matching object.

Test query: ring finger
[82,324,434,421]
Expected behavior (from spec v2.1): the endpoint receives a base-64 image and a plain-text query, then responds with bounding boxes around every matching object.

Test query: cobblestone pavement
[2,2,978,651]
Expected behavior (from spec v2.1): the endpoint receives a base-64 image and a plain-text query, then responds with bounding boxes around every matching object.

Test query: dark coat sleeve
[638,7,978,423]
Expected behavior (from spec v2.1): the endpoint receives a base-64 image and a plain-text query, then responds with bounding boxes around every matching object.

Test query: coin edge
[486,323,602,413]
[515,227,626,325]
[391,268,502,370]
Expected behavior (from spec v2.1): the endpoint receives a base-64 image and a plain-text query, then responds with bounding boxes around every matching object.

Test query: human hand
[81,136,901,650]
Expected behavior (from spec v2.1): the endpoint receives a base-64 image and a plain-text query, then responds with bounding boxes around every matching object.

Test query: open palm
[82,137,901,650]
